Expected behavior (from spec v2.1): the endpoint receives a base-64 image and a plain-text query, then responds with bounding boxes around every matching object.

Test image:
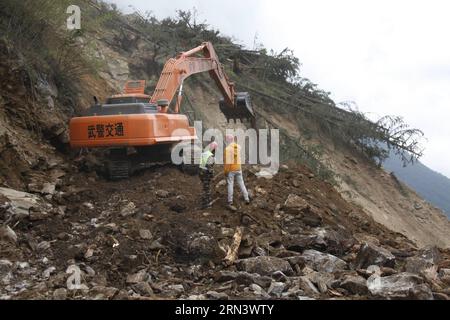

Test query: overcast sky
[108,0,450,177]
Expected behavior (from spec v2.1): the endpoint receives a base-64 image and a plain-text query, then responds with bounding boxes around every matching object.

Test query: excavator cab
[219,92,255,123]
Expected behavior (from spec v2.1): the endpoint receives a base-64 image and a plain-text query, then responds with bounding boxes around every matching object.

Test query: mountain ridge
[383,152,450,219]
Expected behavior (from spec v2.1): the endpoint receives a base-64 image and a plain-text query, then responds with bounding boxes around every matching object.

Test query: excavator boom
[151,42,254,121]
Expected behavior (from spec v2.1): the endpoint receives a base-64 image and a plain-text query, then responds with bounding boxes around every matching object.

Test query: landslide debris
[1,160,449,300]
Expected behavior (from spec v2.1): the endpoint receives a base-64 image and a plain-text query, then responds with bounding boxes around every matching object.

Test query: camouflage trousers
[199,169,213,207]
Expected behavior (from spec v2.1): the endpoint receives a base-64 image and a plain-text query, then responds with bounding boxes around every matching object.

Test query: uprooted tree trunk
[224,227,243,266]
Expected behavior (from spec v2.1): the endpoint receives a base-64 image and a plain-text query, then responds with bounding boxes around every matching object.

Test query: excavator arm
[151,42,254,122]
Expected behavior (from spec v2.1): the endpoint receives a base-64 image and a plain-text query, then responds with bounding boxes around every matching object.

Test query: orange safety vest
[224,142,242,174]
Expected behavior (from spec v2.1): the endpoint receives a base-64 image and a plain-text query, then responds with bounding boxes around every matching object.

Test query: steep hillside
[84,9,449,248]
[1,0,449,300]
[253,102,450,248]
[1,0,449,247]
[383,152,450,218]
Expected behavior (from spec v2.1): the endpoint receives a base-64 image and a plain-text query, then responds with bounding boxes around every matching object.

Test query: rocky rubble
[354,242,396,269]
[0,3,448,300]
[0,161,449,300]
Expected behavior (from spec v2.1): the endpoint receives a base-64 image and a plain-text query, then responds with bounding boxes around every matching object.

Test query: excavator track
[107,148,130,180]
[108,160,130,180]
[106,145,177,180]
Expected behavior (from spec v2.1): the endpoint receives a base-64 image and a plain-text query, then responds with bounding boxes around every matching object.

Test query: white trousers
[226,171,249,204]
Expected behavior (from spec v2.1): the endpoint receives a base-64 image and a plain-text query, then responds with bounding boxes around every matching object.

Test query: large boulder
[0,225,17,243]
[283,229,353,256]
[237,256,294,276]
[120,202,137,217]
[0,259,13,275]
[417,246,441,264]
[298,276,320,296]
[404,257,438,281]
[214,271,272,288]
[321,229,355,256]
[126,270,149,284]
[367,272,433,299]
[283,194,322,226]
[283,194,309,212]
[267,282,286,297]
[303,270,336,293]
[439,269,450,286]
[354,242,396,269]
[132,282,154,297]
[405,257,434,274]
[404,246,441,281]
[188,234,224,263]
[89,286,119,300]
[0,187,45,219]
[339,275,369,295]
[282,234,327,252]
[301,207,323,227]
[301,249,347,273]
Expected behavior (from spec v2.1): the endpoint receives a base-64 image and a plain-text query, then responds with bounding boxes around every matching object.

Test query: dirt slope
[76,18,450,249]
[257,107,450,248]
[1,1,449,301]
[330,150,450,248]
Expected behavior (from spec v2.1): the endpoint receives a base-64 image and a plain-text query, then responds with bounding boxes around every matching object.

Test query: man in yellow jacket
[224,134,250,211]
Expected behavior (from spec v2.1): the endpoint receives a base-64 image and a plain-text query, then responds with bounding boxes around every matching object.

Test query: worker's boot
[226,203,237,212]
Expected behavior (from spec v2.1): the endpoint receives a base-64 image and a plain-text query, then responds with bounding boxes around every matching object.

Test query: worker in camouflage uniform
[199,141,218,209]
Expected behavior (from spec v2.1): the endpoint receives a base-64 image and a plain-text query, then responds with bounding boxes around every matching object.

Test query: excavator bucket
[220,92,255,123]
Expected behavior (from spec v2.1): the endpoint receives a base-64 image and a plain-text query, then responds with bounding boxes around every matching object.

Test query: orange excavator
[69,42,255,179]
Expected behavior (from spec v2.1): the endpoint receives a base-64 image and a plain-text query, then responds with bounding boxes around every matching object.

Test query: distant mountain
[383,152,450,219]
